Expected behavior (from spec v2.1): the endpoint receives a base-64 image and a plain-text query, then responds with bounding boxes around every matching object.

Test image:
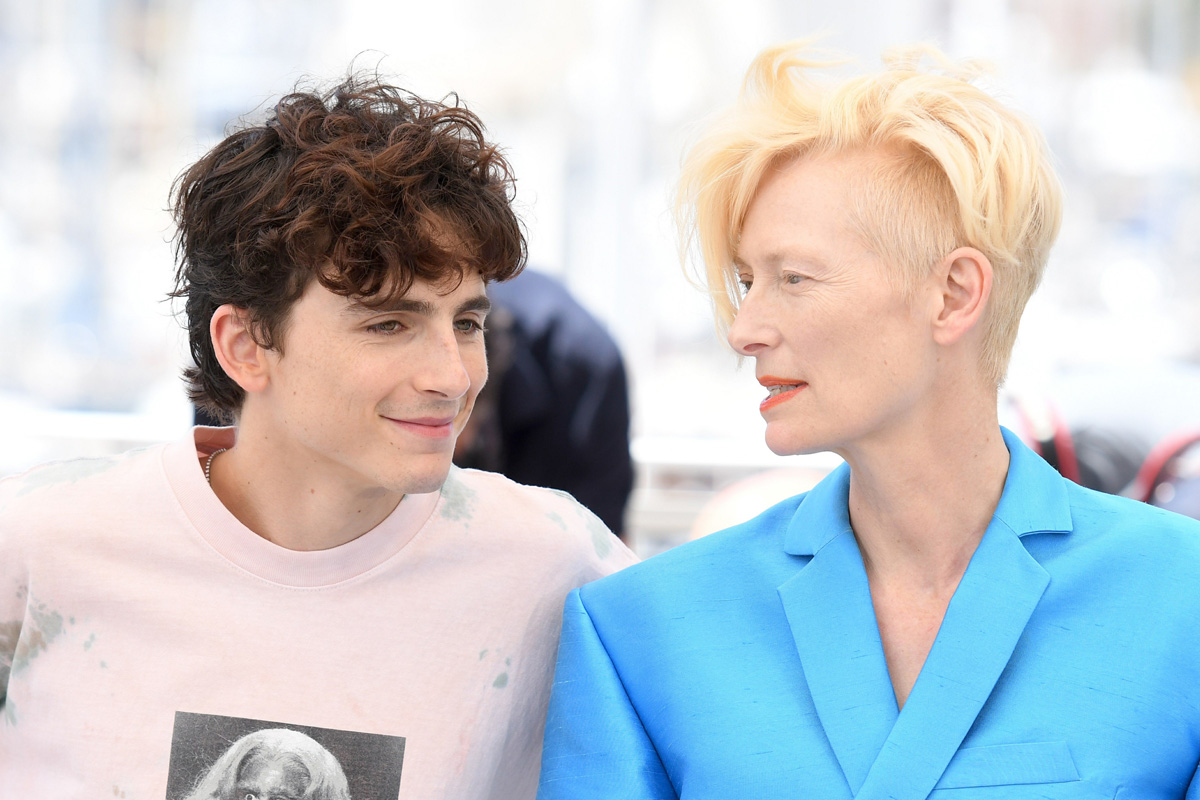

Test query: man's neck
[207,431,405,552]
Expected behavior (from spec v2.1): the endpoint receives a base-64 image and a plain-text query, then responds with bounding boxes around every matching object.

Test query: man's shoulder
[439,465,603,528]
[438,466,638,574]
[1,445,163,510]
[0,445,168,558]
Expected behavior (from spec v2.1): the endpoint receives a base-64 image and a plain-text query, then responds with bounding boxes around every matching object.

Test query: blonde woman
[537,43,1200,799]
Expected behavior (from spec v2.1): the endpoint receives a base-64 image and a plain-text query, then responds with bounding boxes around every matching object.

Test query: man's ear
[931,246,992,346]
[210,305,270,395]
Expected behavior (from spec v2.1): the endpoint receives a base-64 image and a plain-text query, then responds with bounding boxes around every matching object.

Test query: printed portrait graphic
[166,711,405,800]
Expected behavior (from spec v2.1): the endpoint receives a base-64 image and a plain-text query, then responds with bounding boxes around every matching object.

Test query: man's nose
[415,328,472,398]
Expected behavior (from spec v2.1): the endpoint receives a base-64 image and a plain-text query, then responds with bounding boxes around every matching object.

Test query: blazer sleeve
[537,588,676,800]
[1187,759,1200,799]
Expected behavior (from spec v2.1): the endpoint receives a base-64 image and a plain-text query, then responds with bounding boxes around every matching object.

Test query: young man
[0,77,635,799]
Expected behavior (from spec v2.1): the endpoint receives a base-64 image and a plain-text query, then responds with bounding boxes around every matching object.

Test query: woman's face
[729,151,940,458]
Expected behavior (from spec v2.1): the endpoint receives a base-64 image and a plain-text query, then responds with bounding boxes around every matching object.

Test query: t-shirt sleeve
[556,493,639,581]
[0,480,27,709]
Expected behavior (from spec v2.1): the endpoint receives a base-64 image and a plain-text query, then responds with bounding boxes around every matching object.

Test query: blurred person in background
[538,41,1200,798]
[453,268,635,538]
[0,75,634,799]
[1003,364,1200,521]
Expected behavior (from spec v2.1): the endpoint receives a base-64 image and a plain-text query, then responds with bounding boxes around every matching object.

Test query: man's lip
[383,415,457,439]
[389,416,456,426]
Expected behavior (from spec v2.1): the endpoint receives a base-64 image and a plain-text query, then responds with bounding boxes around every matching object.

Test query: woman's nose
[726,291,776,356]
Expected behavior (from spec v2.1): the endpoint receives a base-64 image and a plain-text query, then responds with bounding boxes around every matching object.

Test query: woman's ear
[931,246,992,346]
[210,305,270,395]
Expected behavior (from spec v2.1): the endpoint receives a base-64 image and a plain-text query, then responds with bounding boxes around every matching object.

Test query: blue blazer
[538,429,1200,799]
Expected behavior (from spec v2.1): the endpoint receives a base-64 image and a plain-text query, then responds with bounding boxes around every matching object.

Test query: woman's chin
[764,428,823,457]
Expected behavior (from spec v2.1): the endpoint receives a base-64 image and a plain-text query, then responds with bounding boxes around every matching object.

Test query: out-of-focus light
[1071,58,1200,175]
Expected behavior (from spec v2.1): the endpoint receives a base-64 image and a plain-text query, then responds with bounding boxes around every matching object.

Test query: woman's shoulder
[1063,480,1200,554]
[1033,482,1200,618]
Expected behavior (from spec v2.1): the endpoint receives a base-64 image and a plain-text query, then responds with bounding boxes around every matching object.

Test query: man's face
[252,271,489,497]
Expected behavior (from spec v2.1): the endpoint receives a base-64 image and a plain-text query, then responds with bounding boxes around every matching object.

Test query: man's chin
[386,459,454,496]
[402,477,449,496]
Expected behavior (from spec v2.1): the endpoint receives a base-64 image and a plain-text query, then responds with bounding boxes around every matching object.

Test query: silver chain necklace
[204,448,227,484]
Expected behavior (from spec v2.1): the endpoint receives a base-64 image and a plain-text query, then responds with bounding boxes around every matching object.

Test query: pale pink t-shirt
[0,427,636,799]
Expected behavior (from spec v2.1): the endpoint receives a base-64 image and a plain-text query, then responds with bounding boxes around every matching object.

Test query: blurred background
[2,0,1199,552]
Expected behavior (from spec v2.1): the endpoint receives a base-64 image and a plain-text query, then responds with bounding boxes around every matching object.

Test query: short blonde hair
[676,41,1063,387]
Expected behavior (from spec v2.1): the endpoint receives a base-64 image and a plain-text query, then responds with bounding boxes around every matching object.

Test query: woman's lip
[758,375,804,387]
[759,383,807,412]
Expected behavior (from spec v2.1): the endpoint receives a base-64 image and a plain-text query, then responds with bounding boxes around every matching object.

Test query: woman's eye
[783,272,805,285]
[367,320,402,334]
[737,278,752,295]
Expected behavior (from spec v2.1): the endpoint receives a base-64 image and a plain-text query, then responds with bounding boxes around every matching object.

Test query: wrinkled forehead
[237,751,311,786]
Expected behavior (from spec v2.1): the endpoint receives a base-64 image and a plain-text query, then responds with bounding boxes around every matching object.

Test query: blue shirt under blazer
[538,429,1200,799]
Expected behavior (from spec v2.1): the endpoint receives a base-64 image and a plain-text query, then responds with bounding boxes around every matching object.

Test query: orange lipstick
[758,375,807,412]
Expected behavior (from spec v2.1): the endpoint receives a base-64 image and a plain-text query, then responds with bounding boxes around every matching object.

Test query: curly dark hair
[171,75,526,421]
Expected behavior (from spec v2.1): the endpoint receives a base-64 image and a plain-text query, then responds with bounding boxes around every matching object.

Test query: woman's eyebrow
[738,248,832,273]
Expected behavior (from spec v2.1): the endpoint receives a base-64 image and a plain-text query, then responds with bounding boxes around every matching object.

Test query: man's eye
[367,320,402,334]
[455,319,486,334]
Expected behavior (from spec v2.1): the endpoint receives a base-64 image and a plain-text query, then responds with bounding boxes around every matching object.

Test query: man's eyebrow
[343,294,492,317]
[456,295,492,316]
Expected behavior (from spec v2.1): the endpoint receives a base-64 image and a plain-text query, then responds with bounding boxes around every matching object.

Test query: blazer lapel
[778,464,899,795]
[854,429,1072,800]
[852,518,1049,800]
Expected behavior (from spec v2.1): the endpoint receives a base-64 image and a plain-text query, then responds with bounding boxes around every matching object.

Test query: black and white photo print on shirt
[166,711,405,800]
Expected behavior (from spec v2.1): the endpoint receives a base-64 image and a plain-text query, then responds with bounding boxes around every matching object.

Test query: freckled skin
[233,754,309,800]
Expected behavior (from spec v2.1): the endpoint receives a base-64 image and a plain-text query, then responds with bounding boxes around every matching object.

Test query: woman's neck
[841,404,1010,592]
